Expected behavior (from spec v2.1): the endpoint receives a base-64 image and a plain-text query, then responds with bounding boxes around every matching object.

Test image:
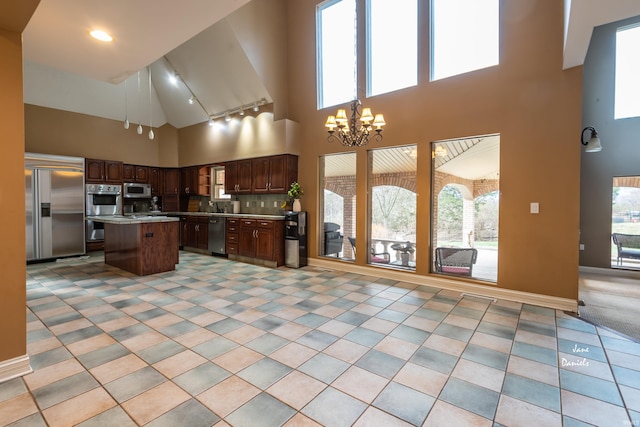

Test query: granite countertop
[87,215,180,224]
[152,212,287,220]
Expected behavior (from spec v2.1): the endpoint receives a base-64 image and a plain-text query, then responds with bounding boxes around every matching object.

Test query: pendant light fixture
[136,71,143,135]
[148,67,154,140]
[123,80,130,129]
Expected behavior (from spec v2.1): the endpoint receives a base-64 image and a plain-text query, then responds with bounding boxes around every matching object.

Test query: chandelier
[325,99,385,147]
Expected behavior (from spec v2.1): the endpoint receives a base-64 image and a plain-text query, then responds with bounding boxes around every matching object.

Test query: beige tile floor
[1,251,639,426]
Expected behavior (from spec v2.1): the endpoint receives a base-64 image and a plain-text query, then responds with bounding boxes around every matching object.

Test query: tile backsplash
[190,194,290,215]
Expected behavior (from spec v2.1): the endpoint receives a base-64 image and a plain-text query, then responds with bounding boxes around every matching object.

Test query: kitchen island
[87,215,179,276]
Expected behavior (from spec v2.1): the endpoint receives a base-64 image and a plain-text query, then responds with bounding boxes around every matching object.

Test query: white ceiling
[22,0,271,129]
[19,0,640,130]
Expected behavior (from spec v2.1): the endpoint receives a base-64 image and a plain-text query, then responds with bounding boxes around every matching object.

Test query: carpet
[579,272,640,342]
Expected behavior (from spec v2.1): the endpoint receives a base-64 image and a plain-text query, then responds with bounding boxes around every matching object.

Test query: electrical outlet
[246,201,249,207]
[260,201,264,207]
[274,201,278,207]
[579,244,585,250]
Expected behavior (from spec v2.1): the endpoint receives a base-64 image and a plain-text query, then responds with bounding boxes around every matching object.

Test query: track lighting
[188,96,195,105]
[169,73,178,86]
[208,117,215,126]
[253,103,259,112]
[225,112,231,122]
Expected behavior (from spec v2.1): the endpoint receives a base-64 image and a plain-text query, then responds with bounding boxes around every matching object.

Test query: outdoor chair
[348,237,390,263]
[612,233,640,265]
[324,222,344,257]
[434,247,478,277]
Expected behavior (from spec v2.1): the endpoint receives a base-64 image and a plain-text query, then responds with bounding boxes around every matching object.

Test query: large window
[367,0,418,97]
[317,0,357,109]
[368,146,417,269]
[431,0,499,81]
[611,177,640,270]
[431,135,500,282]
[615,24,640,120]
[320,152,356,259]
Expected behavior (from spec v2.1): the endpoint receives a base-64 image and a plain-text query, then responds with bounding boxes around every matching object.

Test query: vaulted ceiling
[19,0,640,130]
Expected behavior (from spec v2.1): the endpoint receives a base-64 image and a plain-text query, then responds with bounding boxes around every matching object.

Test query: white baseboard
[308,258,578,312]
[0,355,32,384]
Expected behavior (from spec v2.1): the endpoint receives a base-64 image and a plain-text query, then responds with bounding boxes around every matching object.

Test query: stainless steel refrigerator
[26,153,85,261]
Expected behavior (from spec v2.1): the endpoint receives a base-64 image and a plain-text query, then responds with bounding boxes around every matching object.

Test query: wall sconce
[581,127,602,152]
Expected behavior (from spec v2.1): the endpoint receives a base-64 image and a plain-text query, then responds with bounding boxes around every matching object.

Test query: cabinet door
[180,217,188,247]
[164,169,180,195]
[123,164,135,181]
[197,217,208,249]
[186,217,198,247]
[239,219,257,257]
[224,162,238,194]
[149,168,164,196]
[251,158,270,193]
[104,160,123,184]
[236,160,253,193]
[163,194,179,212]
[255,228,274,260]
[85,159,104,183]
[267,155,290,193]
[135,166,149,183]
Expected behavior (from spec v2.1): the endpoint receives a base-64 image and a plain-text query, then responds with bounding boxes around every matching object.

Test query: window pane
[431,135,500,282]
[320,152,356,259]
[368,146,417,269]
[615,25,640,120]
[431,0,499,81]
[317,0,357,109]
[611,177,640,270]
[367,0,418,96]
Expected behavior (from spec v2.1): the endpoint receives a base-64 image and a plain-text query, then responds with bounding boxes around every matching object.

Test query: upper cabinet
[163,168,180,195]
[225,159,253,195]
[85,158,123,184]
[123,164,149,183]
[180,166,211,196]
[149,167,164,196]
[252,154,298,194]
[226,155,298,195]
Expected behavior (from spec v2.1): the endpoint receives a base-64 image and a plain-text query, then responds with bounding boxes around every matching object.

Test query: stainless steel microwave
[123,182,151,198]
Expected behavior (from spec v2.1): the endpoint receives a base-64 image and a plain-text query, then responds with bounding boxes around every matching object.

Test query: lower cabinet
[182,216,208,250]
[228,217,284,266]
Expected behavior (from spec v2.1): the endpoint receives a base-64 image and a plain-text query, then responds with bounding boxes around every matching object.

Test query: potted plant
[287,181,304,212]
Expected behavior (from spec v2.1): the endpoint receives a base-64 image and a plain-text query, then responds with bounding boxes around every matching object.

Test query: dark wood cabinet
[180,166,210,196]
[251,154,298,194]
[163,168,180,195]
[225,160,252,194]
[123,164,149,183]
[85,158,123,184]
[235,217,284,265]
[149,167,164,196]
[184,216,208,250]
[180,216,188,248]
[226,218,240,255]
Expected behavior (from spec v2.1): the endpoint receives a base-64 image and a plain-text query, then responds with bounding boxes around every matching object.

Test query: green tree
[438,185,463,241]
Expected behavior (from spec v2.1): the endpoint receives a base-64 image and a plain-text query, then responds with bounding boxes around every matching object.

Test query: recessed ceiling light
[90,30,113,42]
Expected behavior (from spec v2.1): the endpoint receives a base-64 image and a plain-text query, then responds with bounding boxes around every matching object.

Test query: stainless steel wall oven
[86,184,122,242]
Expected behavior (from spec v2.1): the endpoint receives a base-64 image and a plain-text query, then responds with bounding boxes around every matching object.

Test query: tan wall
[177,112,300,165]
[0,29,28,362]
[25,104,180,167]
[287,0,582,300]
[228,0,289,120]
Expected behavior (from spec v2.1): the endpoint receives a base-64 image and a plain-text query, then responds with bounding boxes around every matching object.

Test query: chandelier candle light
[325,99,385,147]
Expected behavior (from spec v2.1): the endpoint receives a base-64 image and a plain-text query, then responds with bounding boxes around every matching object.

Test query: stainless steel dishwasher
[208,216,226,255]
